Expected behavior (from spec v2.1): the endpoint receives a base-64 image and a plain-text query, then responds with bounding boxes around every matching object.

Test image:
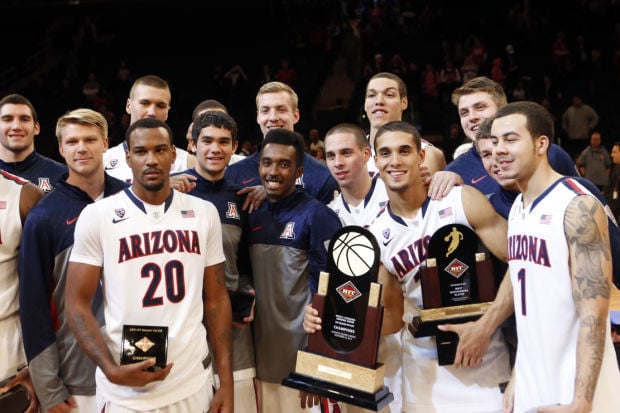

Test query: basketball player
[482,101,619,411]
[306,120,512,412]
[325,123,388,228]
[66,118,233,412]
[321,122,397,413]
[248,128,342,413]
[224,81,338,210]
[103,75,196,183]
[181,110,258,413]
[0,93,67,192]
[363,72,446,177]
[19,109,127,412]
[429,76,577,200]
[0,168,43,412]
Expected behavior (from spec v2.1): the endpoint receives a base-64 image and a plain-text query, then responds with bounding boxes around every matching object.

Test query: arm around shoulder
[461,185,508,262]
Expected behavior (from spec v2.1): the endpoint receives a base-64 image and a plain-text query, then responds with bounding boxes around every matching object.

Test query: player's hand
[303,304,321,334]
[438,321,488,368]
[299,391,321,409]
[426,170,463,200]
[106,359,173,387]
[502,377,515,413]
[233,289,256,328]
[1,367,40,413]
[48,396,78,413]
[237,185,266,213]
[211,381,234,413]
[170,173,197,193]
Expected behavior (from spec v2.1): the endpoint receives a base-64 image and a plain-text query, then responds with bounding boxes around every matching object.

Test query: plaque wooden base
[416,240,497,366]
[282,350,393,411]
[413,301,492,337]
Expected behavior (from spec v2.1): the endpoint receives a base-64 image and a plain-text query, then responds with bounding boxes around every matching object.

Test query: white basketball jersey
[0,171,25,320]
[328,176,388,228]
[369,187,510,412]
[70,189,225,410]
[0,170,27,378]
[103,142,190,183]
[508,178,620,412]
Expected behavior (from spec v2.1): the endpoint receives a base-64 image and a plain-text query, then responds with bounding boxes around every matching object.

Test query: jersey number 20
[142,260,186,306]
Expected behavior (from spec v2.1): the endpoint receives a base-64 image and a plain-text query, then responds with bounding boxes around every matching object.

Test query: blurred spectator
[576,131,611,191]
[561,94,600,158]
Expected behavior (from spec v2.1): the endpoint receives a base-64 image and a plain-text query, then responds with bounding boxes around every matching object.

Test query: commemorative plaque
[413,224,496,365]
[283,226,393,411]
[121,325,168,370]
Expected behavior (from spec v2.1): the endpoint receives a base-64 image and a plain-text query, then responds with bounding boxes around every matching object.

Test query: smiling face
[194,125,237,181]
[59,123,108,179]
[476,136,519,191]
[0,103,40,159]
[325,131,370,190]
[259,142,303,202]
[364,77,408,134]
[256,91,300,137]
[457,92,499,141]
[374,130,424,193]
[490,113,540,183]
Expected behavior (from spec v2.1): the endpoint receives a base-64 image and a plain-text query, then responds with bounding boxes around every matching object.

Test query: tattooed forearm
[575,315,606,403]
[68,310,114,369]
[566,197,611,301]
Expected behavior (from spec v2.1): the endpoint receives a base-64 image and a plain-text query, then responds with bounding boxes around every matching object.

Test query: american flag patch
[0,201,6,209]
[181,210,195,218]
[539,214,552,224]
[439,207,453,218]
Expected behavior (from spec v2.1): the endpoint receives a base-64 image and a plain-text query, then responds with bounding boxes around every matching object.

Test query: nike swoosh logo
[470,175,487,184]
[242,178,255,185]
[112,217,129,224]
[383,238,393,246]
[251,226,262,232]
[66,217,78,225]
[104,166,115,170]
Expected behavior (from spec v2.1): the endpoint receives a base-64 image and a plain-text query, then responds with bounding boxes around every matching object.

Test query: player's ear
[295,166,304,180]
[418,146,426,165]
[538,135,550,154]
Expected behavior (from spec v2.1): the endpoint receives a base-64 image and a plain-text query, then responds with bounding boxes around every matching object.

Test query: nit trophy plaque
[282,226,393,411]
[413,224,496,365]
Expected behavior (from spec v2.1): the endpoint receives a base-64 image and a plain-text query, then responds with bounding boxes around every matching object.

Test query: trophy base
[292,350,385,392]
[410,302,492,366]
[412,301,492,337]
[282,373,393,411]
[282,350,393,411]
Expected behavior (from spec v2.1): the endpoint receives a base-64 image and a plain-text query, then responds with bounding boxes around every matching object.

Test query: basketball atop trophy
[282,226,393,411]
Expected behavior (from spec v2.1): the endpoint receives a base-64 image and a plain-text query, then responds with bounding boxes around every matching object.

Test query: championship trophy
[282,226,394,411]
[413,224,496,365]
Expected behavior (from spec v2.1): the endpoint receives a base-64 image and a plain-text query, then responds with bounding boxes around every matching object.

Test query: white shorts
[0,314,26,379]
[97,381,212,413]
[256,379,321,413]
[70,395,96,412]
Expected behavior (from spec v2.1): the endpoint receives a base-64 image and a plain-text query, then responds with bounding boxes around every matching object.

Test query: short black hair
[192,110,238,143]
[261,128,305,167]
[374,120,421,153]
[125,117,173,147]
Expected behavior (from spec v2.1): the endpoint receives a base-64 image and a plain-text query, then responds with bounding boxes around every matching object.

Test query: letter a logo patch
[226,202,240,219]
[280,222,295,239]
